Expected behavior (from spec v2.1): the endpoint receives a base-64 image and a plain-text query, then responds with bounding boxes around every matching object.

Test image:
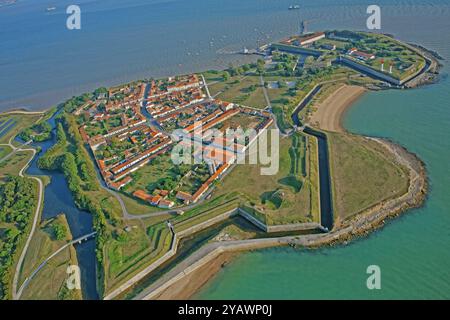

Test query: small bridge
[15,231,97,299]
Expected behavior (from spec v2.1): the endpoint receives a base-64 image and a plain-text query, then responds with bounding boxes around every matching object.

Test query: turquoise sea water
[2,0,450,299]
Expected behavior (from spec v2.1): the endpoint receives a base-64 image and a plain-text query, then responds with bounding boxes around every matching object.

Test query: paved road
[200,74,212,99]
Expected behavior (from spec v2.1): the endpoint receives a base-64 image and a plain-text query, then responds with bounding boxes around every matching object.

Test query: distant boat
[289,5,300,10]
[46,6,56,12]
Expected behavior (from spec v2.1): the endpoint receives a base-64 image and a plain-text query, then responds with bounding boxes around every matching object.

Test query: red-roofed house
[158,199,174,209]
[347,48,376,61]
[176,191,193,204]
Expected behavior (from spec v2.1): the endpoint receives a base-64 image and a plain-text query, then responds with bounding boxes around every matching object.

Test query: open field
[264,75,298,109]
[327,132,409,221]
[209,75,267,109]
[0,145,12,159]
[0,112,46,178]
[219,112,263,130]
[201,70,227,84]
[123,155,173,193]
[0,113,42,144]
[0,151,32,177]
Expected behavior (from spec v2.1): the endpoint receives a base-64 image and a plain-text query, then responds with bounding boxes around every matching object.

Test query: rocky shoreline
[404,43,443,88]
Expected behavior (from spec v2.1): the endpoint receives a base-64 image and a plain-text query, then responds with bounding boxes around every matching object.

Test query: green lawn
[201,70,226,83]
[327,132,409,221]
[0,145,12,159]
[123,155,173,193]
[210,75,267,109]
[0,150,32,177]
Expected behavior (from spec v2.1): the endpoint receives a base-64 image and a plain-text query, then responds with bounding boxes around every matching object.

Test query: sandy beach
[309,85,366,132]
[151,252,234,300]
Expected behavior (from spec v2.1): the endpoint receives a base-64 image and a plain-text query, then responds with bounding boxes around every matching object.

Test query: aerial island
[0,30,441,300]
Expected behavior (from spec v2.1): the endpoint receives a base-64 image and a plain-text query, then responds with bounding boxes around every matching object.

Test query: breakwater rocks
[405,44,443,88]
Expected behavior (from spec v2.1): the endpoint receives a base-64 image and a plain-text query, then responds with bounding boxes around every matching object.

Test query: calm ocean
[2,0,450,299]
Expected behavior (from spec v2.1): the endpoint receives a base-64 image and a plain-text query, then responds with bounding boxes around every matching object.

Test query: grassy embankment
[213,132,320,225]
[19,214,82,300]
[104,192,241,295]
[326,132,409,225]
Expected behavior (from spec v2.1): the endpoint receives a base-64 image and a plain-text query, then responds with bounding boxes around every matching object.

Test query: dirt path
[12,147,43,300]
[0,113,45,300]
[309,85,366,132]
